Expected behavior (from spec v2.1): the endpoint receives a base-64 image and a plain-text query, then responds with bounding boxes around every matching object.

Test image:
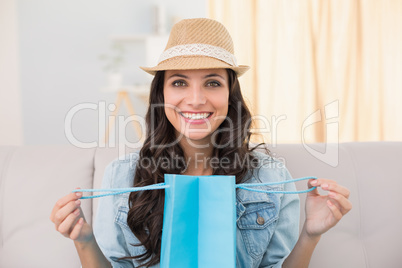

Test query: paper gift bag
[76,171,315,267]
[161,174,236,268]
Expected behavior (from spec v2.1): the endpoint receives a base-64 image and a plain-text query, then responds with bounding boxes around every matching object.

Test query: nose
[185,83,206,107]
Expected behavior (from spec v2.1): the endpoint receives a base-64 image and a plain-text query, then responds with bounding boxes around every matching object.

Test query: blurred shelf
[108,33,169,69]
[101,84,150,96]
[110,34,169,43]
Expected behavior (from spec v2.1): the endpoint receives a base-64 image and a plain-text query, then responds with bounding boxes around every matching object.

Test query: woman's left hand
[303,178,352,238]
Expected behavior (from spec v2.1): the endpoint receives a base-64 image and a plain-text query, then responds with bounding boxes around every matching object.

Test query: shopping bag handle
[72,183,169,199]
[236,176,317,194]
[73,177,317,199]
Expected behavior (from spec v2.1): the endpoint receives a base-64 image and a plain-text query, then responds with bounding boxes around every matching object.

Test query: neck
[179,137,214,176]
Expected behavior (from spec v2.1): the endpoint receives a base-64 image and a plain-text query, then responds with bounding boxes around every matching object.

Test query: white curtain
[209,0,402,143]
[0,0,23,145]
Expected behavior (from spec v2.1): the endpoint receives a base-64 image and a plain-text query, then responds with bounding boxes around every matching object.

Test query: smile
[179,112,213,120]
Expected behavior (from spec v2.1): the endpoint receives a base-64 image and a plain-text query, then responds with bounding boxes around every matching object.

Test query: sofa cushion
[0,146,96,268]
[273,142,402,268]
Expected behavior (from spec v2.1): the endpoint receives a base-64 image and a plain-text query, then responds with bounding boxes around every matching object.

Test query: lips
[179,112,213,120]
[179,112,213,124]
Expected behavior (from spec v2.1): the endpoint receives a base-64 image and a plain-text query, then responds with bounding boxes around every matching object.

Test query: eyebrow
[204,73,224,79]
[168,74,188,79]
[168,73,225,80]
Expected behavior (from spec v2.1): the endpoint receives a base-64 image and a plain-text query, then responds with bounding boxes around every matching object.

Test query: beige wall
[0,0,23,145]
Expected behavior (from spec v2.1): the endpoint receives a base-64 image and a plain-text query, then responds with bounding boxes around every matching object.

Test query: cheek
[214,93,229,115]
[164,101,175,121]
[163,90,180,121]
[163,88,182,106]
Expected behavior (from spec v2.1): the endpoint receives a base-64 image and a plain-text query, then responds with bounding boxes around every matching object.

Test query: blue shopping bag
[75,173,316,268]
[161,174,237,268]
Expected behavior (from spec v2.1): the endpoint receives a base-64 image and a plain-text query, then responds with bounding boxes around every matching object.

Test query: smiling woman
[50,18,352,268]
[163,69,229,142]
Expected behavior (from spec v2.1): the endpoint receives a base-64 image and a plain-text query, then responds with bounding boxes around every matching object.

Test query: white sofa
[0,142,401,267]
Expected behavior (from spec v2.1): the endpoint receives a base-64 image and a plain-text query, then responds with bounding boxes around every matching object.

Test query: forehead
[164,69,228,79]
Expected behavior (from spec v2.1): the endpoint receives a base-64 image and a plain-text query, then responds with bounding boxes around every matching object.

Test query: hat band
[158,43,238,67]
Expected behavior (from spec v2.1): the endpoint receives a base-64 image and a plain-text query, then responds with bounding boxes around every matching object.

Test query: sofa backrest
[273,142,402,268]
[0,142,401,267]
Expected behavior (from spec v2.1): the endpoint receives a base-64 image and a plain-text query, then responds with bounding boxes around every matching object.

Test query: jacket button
[256,213,265,225]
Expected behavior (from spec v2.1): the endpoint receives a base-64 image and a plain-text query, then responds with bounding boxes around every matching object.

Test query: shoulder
[102,150,140,188]
[248,150,290,184]
[236,150,291,204]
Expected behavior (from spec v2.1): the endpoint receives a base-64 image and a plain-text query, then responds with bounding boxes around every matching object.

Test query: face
[163,69,230,143]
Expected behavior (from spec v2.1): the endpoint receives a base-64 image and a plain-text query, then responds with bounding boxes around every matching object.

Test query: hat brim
[140,55,250,77]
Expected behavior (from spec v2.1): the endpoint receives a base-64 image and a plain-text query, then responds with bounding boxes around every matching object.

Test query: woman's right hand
[50,188,93,243]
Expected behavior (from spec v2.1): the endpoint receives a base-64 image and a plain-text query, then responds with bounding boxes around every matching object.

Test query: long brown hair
[125,69,266,267]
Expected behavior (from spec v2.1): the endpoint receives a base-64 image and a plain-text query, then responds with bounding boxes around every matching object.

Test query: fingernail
[329,192,336,198]
[75,200,81,206]
[74,208,80,215]
[322,183,329,189]
[75,192,82,198]
[311,180,317,185]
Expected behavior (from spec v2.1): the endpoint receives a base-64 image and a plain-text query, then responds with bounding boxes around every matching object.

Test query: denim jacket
[94,151,300,268]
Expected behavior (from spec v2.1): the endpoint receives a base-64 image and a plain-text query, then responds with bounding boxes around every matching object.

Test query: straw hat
[140,18,249,76]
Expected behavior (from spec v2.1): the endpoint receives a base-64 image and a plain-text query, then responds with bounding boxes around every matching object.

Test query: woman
[50,18,352,268]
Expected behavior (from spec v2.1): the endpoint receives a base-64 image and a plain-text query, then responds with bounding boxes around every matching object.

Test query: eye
[172,80,187,87]
[206,80,221,87]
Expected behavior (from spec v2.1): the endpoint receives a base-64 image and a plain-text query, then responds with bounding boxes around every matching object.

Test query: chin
[181,132,212,143]
[185,133,210,141]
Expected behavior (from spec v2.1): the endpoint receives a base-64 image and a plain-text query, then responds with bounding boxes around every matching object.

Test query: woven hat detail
[140,18,249,76]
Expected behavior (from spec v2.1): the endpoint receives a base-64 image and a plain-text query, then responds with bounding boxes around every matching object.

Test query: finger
[57,208,81,237]
[77,207,87,223]
[328,191,353,214]
[309,178,336,188]
[322,182,350,199]
[52,199,81,227]
[327,200,343,222]
[50,189,82,220]
[69,218,85,240]
[307,178,320,196]
[311,178,351,198]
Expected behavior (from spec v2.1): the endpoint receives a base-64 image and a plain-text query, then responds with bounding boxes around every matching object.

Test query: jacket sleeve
[259,167,300,268]
[93,159,136,268]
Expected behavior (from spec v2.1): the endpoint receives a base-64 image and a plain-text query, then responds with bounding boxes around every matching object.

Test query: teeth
[181,113,211,119]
